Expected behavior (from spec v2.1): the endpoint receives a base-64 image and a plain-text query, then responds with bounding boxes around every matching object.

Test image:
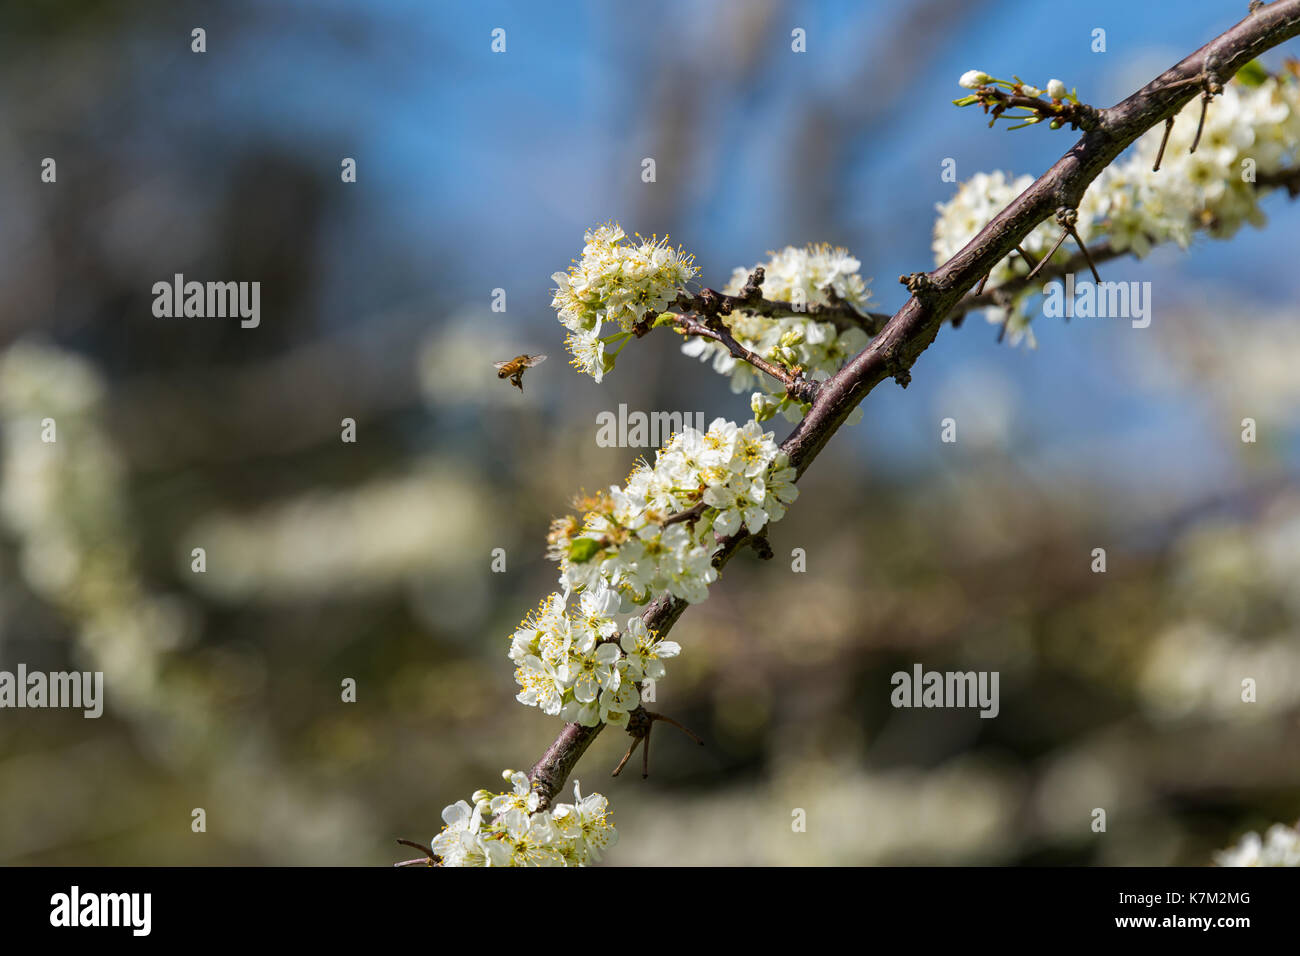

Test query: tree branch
[943,164,1300,327]
[784,0,1300,473]
[969,85,1102,132]
[670,269,891,335]
[671,310,820,402]
[526,0,1300,813]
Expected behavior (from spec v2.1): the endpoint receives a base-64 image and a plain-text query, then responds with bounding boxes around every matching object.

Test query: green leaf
[952,94,980,107]
[568,537,602,563]
[1237,59,1269,87]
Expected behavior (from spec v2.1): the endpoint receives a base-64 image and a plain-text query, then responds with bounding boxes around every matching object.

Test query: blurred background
[1,0,1298,865]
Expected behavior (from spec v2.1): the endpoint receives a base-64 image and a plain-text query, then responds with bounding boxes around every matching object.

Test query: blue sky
[185,0,1300,490]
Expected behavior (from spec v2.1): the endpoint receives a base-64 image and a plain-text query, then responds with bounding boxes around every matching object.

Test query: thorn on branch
[1026,228,1070,281]
[611,706,704,779]
[1190,74,1222,154]
[1026,207,1100,286]
[1015,244,1039,271]
[1153,116,1175,172]
[992,289,1014,344]
[975,242,1038,299]
[394,838,439,867]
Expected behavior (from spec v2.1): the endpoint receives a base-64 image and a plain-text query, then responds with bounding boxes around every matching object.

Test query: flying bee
[493,353,547,391]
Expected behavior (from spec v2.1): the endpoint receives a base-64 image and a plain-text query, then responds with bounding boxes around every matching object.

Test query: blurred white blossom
[1215,822,1300,866]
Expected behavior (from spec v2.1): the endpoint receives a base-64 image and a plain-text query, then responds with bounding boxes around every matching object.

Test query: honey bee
[493,353,547,391]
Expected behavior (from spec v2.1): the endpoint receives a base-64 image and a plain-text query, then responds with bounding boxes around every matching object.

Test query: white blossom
[1215,822,1300,866]
[551,780,619,864]
[680,244,873,421]
[619,616,680,683]
[429,800,485,867]
[516,417,792,725]
[933,72,1300,344]
[433,776,617,867]
[551,223,697,380]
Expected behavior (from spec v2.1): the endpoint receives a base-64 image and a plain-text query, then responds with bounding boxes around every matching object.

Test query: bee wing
[492,360,512,371]
[523,354,548,367]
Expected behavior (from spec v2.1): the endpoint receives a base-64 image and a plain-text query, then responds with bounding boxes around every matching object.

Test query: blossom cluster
[551,417,796,602]
[680,244,875,421]
[508,582,675,727]
[512,418,796,726]
[432,772,617,866]
[957,71,1072,107]
[551,223,698,381]
[934,71,1300,345]
[1214,821,1300,866]
[931,170,1063,345]
[1087,74,1300,251]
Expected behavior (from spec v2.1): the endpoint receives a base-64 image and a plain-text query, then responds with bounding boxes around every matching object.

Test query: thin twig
[1153,116,1175,171]
[673,310,819,403]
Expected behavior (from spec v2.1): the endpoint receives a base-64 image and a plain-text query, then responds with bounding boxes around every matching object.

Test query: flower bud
[959,70,992,89]
[751,392,777,423]
[1047,78,1067,100]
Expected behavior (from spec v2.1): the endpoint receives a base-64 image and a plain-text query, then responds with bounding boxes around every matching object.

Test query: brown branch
[672,269,891,335]
[971,86,1102,131]
[660,501,706,527]
[1258,163,1300,195]
[671,311,820,402]
[947,240,1124,323]
[944,163,1300,328]
[523,0,1300,814]
[663,268,890,402]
